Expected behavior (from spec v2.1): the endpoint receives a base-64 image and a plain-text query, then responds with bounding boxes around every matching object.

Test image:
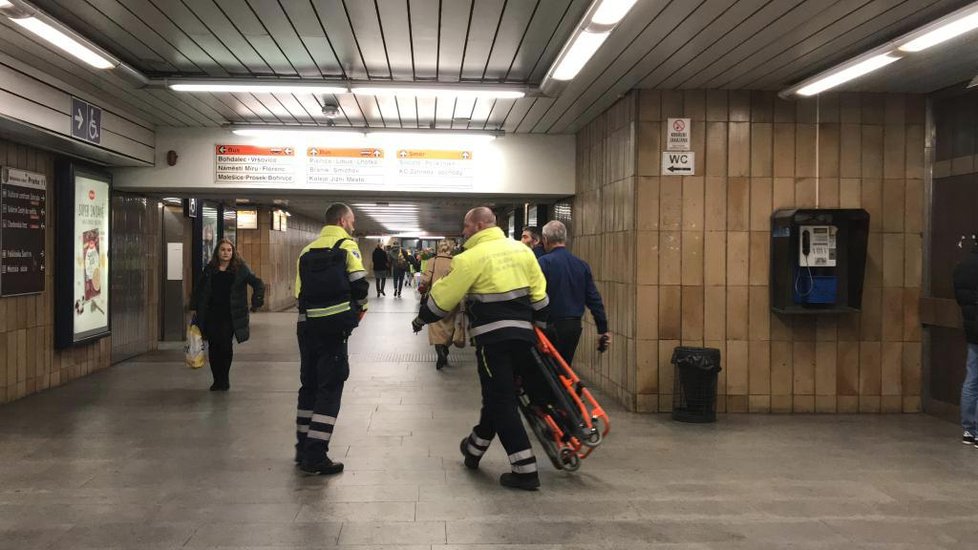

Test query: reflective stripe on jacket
[295,225,369,315]
[419,226,549,345]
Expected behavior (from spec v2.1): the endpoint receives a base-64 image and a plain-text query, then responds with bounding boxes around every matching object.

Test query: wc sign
[662,152,695,175]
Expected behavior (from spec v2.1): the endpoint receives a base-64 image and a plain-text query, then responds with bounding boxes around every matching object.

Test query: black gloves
[411,316,425,333]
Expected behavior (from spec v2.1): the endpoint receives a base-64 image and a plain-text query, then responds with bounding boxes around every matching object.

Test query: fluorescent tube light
[231,128,364,138]
[591,0,639,26]
[11,16,114,69]
[0,1,14,8]
[900,10,978,52]
[551,30,609,81]
[369,131,496,143]
[796,54,901,96]
[351,86,524,99]
[171,82,348,94]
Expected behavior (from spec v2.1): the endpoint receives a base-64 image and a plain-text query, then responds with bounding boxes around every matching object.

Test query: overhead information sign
[306,147,385,186]
[0,167,47,296]
[662,151,695,176]
[396,149,474,189]
[70,97,102,145]
[215,145,295,184]
[667,118,690,151]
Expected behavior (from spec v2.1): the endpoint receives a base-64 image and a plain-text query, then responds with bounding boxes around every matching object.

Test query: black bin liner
[671,346,722,423]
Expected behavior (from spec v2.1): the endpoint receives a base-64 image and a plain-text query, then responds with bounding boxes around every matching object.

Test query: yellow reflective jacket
[419,226,549,345]
[295,225,369,318]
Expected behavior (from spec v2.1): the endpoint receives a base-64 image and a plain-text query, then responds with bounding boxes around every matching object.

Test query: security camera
[322,103,340,118]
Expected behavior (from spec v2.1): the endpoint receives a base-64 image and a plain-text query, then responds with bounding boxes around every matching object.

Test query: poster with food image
[73,175,109,339]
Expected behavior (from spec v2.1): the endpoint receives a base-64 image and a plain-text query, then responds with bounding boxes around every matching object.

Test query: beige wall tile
[883,124,906,179]
[793,341,816,396]
[792,318,816,342]
[905,125,924,179]
[749,395,771,413]
[726,232,749,286]
[865,232,883,287]
[659,231,682,285]
[727,177,750,230]
[682,232,704,286]
[793,395,815,413]
[685,89,706,120]
[682,177,705,231]
[637,122,661,176]
[861,125,883,178]
[639,89,661,121]
[659,286,682,340]
[728,122,751,177]
[659,338,679,395]
[818,123,840,178]
[772,177,795,211]
[881,342,903,396]
[860,396,881,413]
[903,287,921,342]
[840,124,862,178]
[749,231,770,286]
[904,233,922,289]
[704,177,727,231]
[839,178,861,208]
[704,231,726,286]
[660,177,683,230]
[774,96,796,123]
[636,285,659,341]
[636,176,660,231]
[749,286,771,340]
[795,177,817,208]
[771,340,793,395]
[726,340,749,395]
[771,311,793,341]
[795,124,816,177]
[662,90,683,118]
[859,341,882,396]
[860,287,882,342]
[816,395,837,413]
[904,178,923,234]
[837,341,860,396]
[752,91,774,122]
[749,340,771,395]
[882,233,905,288]
[882,179,906,233]
[728,395,749,413]
[706,89,728,121]
[636,231,659,286]
[749,178,772,231]
[818,178,840,208]
[704,286,726,341]
[902,342,922,397]
[726,286,749,341]
[838,395,860,413]
[729,90,750,122]
[751,123,773,177]
[815,342,838,396]
[706,122,728,177]
[636,339,658,393]
[773,123,795,178]
[681,286,704,341]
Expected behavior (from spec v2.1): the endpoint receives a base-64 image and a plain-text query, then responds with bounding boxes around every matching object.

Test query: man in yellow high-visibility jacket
[294,203,368,476]
[413,207,550,490]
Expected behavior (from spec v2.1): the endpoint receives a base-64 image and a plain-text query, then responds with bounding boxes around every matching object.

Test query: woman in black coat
[191,239,265,391]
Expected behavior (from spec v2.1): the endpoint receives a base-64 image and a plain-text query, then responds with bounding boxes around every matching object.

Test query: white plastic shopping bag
[184,318,207,369]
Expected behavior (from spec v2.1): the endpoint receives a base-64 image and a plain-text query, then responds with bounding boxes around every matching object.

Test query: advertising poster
[72,175,110,340]
[0,167,46,296]
[201,203,219,267]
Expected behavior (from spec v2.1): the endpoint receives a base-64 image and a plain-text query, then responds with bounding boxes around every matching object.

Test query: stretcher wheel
[525,409,563,470]
[559,448,580,472]
[583,427,602,448]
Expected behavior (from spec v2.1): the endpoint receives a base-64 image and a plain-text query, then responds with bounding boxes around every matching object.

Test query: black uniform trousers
[295,321,350,466]
[374,270,387,294]
[550,317,583,366]
[467,340,538,475]
[206,313,235,388]
[392,269,406,295]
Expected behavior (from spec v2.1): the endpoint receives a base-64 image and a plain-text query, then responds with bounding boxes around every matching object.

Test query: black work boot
[435,345,449,370]
[460,438,481,470]
[299,457,344,476]
[500,472,540,491]
[294,444,302,465]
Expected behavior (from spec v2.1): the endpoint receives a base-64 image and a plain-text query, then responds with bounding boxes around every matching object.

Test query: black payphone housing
[770,209,870,314]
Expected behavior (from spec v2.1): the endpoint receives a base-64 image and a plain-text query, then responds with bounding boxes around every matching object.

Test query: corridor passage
[0,295,975,549]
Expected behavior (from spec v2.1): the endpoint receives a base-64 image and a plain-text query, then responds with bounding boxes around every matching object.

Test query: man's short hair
[522,225,542,242]
[324,203,352,225]
[542,220,567,244]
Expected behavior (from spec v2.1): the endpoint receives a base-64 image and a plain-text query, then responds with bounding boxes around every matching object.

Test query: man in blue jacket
[537,220,610,365]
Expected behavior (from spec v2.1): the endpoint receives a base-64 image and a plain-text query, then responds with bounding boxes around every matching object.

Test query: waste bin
[671,346,722,423]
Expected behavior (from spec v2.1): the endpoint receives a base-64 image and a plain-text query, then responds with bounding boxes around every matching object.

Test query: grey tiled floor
[2,294,976,549]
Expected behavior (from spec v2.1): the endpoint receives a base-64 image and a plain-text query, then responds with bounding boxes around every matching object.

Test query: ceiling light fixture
[590,0,639,25]
[170,81,348,94]
[351,86,524,99]
[9,15,116,69]
[0,0,14,8]
[540,0,638,91]
[900,6,978,52]
[229,126,500,141]
[231,127,365,138]
[794,54,901,97]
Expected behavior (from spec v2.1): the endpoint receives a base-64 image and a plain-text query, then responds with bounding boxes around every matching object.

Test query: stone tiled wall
[0,139,112,403]
[574,90,925,414]
[236,209,320,312]
[573,96,638,409]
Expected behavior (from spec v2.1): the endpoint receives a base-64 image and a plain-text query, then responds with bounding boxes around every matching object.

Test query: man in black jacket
[372,243,389,297]
[953,238,978,448]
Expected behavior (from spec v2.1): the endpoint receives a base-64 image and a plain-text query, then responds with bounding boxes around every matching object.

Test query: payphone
[771,209,869,314]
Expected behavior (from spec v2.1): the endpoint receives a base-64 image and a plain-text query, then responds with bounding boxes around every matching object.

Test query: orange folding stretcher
[516,327,611,472]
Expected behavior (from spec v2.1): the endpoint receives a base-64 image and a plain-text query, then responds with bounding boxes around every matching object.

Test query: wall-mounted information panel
[0,167,47,296]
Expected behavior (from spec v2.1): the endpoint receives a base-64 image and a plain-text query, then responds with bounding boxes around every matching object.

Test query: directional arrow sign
[661,151,695,176]
[70,97,89,141]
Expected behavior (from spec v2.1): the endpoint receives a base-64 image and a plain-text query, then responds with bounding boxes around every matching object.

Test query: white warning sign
[667,118,691,151]
[662,152,695,176]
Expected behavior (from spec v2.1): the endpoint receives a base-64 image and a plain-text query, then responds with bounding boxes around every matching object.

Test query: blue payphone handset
[793,225,838,304]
